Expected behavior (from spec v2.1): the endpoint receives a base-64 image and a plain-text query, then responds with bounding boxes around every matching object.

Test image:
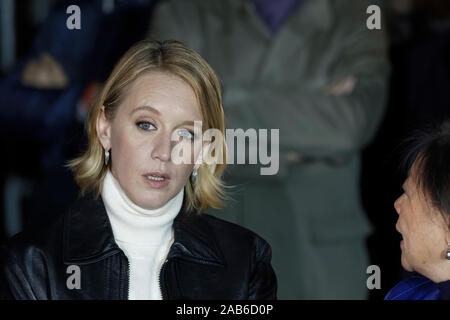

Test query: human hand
[21,52,69,89]
[324,75,357,95]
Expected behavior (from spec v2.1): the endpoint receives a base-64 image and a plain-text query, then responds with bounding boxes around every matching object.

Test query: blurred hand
[324,75,357,95]
[22,52,69,89]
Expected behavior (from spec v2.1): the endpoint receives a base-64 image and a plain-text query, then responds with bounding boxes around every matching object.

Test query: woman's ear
[96,106,112,150]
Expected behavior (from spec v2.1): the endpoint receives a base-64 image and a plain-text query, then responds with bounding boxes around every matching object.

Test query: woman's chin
[128,191,166,210]
[138,198,166,210]
[400,254,414,272]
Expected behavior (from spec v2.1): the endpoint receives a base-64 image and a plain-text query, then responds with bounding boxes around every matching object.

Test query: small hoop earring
[191,169,197,183]
[105,149,110,166]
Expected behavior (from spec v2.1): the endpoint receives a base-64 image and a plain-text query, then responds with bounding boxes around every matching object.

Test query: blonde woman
[0,40,277,300]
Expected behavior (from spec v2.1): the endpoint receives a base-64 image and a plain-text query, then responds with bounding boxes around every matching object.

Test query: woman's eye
[178,129,194,140]
[137,121,156,131]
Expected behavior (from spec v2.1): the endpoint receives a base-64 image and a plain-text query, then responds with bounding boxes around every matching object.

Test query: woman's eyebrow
[178,120,195,127]
[131,105,161,116]
[132,106,197,127]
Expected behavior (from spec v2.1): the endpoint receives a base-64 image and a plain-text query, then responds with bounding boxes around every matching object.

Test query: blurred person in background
[384,120,450,300]
[150,0,389,299]
[0,0,158,242]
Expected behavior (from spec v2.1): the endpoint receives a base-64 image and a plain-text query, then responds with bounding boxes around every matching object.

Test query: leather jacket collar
[62,193,226,267]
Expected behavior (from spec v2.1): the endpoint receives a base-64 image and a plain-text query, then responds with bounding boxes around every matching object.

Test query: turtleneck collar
[101,169,184,246]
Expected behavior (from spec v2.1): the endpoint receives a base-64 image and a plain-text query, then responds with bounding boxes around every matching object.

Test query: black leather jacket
[0,193,277,300]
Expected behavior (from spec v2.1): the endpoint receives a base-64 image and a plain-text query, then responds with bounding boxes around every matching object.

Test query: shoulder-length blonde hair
[66,39,229,214]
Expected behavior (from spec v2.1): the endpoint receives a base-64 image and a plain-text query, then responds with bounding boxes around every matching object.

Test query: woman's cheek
[182,164,194,177]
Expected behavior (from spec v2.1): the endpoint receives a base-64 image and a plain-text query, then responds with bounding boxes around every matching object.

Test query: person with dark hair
[385,119,450,300]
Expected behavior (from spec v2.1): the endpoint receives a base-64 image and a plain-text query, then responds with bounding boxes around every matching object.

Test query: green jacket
[150,0,389,299]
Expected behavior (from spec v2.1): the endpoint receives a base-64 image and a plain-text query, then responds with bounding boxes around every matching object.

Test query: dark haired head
[401,119,450,226]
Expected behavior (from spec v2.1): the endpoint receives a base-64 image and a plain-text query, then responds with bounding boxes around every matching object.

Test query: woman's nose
[394,195,402,215]
[151,133,172,162]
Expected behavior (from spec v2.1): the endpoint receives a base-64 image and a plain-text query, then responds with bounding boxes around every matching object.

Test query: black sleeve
[248,237,278,300]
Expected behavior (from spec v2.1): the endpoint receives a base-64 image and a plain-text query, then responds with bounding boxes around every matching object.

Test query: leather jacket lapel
[63,193,120,265]
[62,193,226,267]
[170,209,226,267]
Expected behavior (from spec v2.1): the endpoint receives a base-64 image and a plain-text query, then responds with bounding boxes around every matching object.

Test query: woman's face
[394,165,448,276]
[97,71,203,209]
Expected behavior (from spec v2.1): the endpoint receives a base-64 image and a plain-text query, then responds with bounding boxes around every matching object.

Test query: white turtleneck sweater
[101,170,184,300]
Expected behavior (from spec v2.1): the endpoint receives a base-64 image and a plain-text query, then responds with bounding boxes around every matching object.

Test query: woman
[385,120,450,300]
[0,40,277,300]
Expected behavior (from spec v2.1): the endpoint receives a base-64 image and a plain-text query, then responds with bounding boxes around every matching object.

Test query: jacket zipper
[122,252,170,300]
[120,252,131,300]
[124,253,165,300]
[126,259,131,300]
[158,258,169,300]
[122,241,222,300]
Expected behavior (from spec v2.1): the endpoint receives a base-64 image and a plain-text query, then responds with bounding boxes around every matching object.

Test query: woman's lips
[142,174,170,189]
[143,172,170,179]
[396,225,404,248]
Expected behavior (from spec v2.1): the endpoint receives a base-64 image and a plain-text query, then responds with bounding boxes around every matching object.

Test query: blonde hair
[66,39,229,214]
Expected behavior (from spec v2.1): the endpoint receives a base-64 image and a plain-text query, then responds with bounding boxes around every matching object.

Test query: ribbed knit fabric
[101,169,184,299]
